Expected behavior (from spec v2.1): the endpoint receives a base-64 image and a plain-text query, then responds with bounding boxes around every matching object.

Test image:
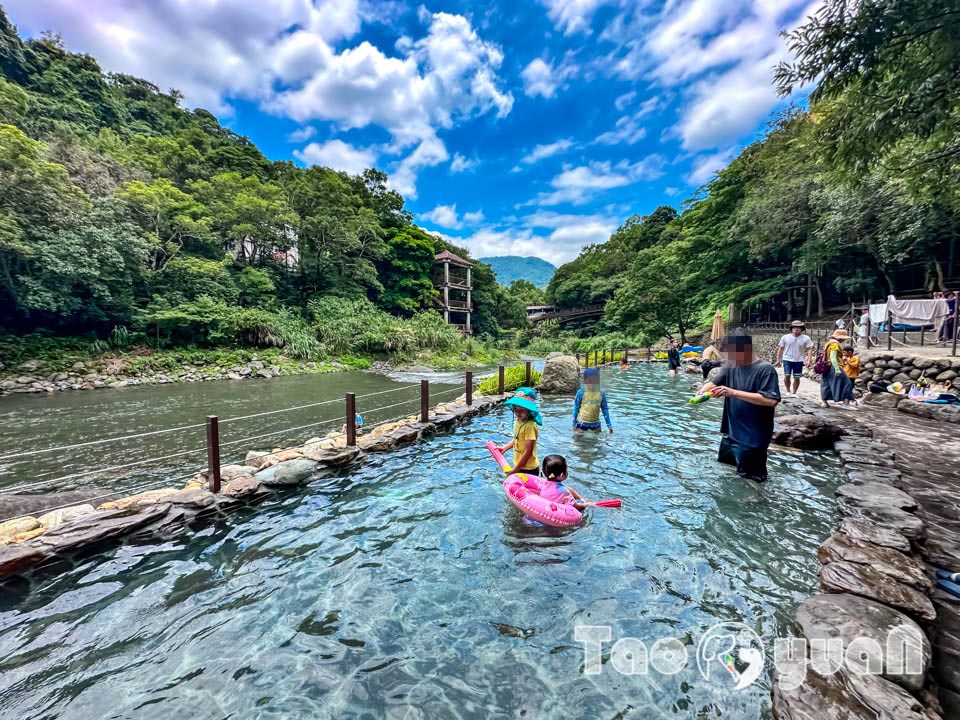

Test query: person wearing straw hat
[820,328,856,408]
[497,394,543,475]
[775,320,814,396]
[700,329,781,482]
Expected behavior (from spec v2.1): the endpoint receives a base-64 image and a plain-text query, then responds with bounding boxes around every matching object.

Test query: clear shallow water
[0,366,842,719]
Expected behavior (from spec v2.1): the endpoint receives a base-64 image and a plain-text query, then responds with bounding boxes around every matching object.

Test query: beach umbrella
[711,310,725,341]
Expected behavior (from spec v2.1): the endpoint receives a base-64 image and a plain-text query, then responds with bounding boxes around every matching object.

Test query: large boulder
[795,593,930,692]
[862,392,904,409]
[539,355,580,394]
[772,414,845,449]
[256,458,318,486]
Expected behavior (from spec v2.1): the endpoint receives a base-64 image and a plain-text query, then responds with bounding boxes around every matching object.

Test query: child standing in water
[540,454,589,510]
[498,395,542,475]
[573,368,614,434]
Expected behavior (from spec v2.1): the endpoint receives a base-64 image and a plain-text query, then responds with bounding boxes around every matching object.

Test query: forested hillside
[481,256,555,289]
[547,0,960,343]
[0,7,528,361]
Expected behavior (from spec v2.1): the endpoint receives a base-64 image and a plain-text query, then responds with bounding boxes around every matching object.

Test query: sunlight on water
[0,365,842,719]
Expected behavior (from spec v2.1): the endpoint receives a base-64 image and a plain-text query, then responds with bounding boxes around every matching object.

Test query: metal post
[345,392,356,446]
[865,317,872,349]
[466,371,473,406]
[498,365,505,394]
[205,415,221,493]
[525,360,532,385]
[602,349,607,364]
[647,346,652,362]
[887,311,893,351]
[420,379,430,423]
[952,300,959,357]
[920,325,925,346]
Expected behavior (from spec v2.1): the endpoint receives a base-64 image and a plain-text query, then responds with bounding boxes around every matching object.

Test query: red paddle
[484,441,621,508]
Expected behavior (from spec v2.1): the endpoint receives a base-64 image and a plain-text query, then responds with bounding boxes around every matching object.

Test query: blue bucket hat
[583,367,600,379]
[504,395,543,425]
[513,386,537,400]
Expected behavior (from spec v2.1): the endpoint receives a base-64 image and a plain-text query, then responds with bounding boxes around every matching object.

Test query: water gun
[689,391,714,405]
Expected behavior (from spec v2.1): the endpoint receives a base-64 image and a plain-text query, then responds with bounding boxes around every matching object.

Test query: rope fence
[0,370,498,513]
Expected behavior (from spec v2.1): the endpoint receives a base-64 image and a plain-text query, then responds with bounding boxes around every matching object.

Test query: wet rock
[772,661,940,720]
[838,518,911,553]
[795,593,930,692]
[222,476,262,498]
[0,543,48,576]
[539,355,580,394]
[838,502,925,540]
[389,424,423,446]
[244,450,277,470]
[835,439,889,454]
[255,369,272,379]
[820,561,936,621]
[257,458,318,486]
[838,449,895,467]
[217,464,259,482]
[818,532,930,591]
[99,487,180,510]
[843,462,902,485]
[357,434,395,452]
[36,505,171,552]
[899,401,960,424]
[836,482,917,511]
[36,504,96,531]
[772,414,845,449]
[153,488,216,507]
[301,445,360,467]
[862,392,904,409]
[0,516,40,544]
[932,589,960,694]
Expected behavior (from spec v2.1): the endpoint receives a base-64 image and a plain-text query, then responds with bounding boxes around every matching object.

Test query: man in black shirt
[700,330,781,481]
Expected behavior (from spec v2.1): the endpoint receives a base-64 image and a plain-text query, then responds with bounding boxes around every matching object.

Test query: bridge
[527,303,606,324]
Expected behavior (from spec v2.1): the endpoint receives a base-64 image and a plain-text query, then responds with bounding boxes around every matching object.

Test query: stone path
[791,376,960,717]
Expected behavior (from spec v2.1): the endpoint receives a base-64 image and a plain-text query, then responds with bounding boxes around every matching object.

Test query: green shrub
[477,363,543,395]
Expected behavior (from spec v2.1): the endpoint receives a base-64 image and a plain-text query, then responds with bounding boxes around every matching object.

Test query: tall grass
[477,363,543,395]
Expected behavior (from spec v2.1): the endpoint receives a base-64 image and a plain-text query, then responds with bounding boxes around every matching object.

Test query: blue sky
[7,0,819,265]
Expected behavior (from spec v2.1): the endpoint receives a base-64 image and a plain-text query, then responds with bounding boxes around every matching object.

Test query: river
[0,364,841,718]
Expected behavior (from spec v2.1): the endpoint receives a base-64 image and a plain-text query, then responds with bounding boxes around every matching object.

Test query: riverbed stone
[0,516,41,544]
[820,561,936,621]
[222,476,262,498]
[35,504,171,552]
[256,458,317,486]
[795,593,930,692]
[818,532,930,591]
[218,464,259,482]
[838,501,925,540]
[836,482,917,511]
[301,445,360,467]
[863,392,905,409]
[838,518,911,553]
[772,414,845,449]
[772,661,940,720]
[36,504,96,531]
[539,355,580,394]
[843,462,903,485]
[0,543,47,575]
[838,449,896,467]
[932,589,960,694]
[99,487,180,510]
[156,488,216,507]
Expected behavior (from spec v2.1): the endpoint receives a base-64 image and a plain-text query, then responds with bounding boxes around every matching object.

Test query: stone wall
[770,410,943,718]
[858,353,960,389]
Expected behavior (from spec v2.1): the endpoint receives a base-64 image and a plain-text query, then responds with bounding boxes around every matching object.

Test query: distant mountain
[480,256,556,288]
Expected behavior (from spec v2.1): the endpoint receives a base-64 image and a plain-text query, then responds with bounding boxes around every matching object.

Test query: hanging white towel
[885,295,951,331]
[868,304,887,325]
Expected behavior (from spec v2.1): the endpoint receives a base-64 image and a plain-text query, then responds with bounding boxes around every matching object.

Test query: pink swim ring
[502,473,583,527]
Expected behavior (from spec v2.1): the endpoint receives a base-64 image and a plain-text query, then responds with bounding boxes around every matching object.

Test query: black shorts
[701,360,719,379]
[718,437,769,482]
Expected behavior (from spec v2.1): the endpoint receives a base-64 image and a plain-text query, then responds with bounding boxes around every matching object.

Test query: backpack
[813,348,829,375]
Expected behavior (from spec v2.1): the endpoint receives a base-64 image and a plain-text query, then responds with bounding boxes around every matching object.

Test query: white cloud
[421,203,485,229]
[597,0,821,154]
[686,147,736,185]
[390,134,449,199]
[541,0,610,35]
[614,90,637,111]
[520,56,578,98]
[519,138,575,166]
[529,157,664,206]
[450,153,477,173]
[6,3,513,200]
[445,216,614,265]
[593,116,647,145]
[664,186,680,196]
[287,126,317,143]
[294,139,377,174]
[422,203,461,228]
[5,0,362,113]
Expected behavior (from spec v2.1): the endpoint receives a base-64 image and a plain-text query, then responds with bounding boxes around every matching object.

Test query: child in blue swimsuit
[573,368,614,433]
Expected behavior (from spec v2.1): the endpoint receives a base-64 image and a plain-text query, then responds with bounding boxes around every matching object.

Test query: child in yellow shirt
[498,395,542,475]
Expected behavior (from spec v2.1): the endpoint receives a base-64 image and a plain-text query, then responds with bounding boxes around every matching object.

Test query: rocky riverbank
[769,400,944,718]
[0,390,510,578]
